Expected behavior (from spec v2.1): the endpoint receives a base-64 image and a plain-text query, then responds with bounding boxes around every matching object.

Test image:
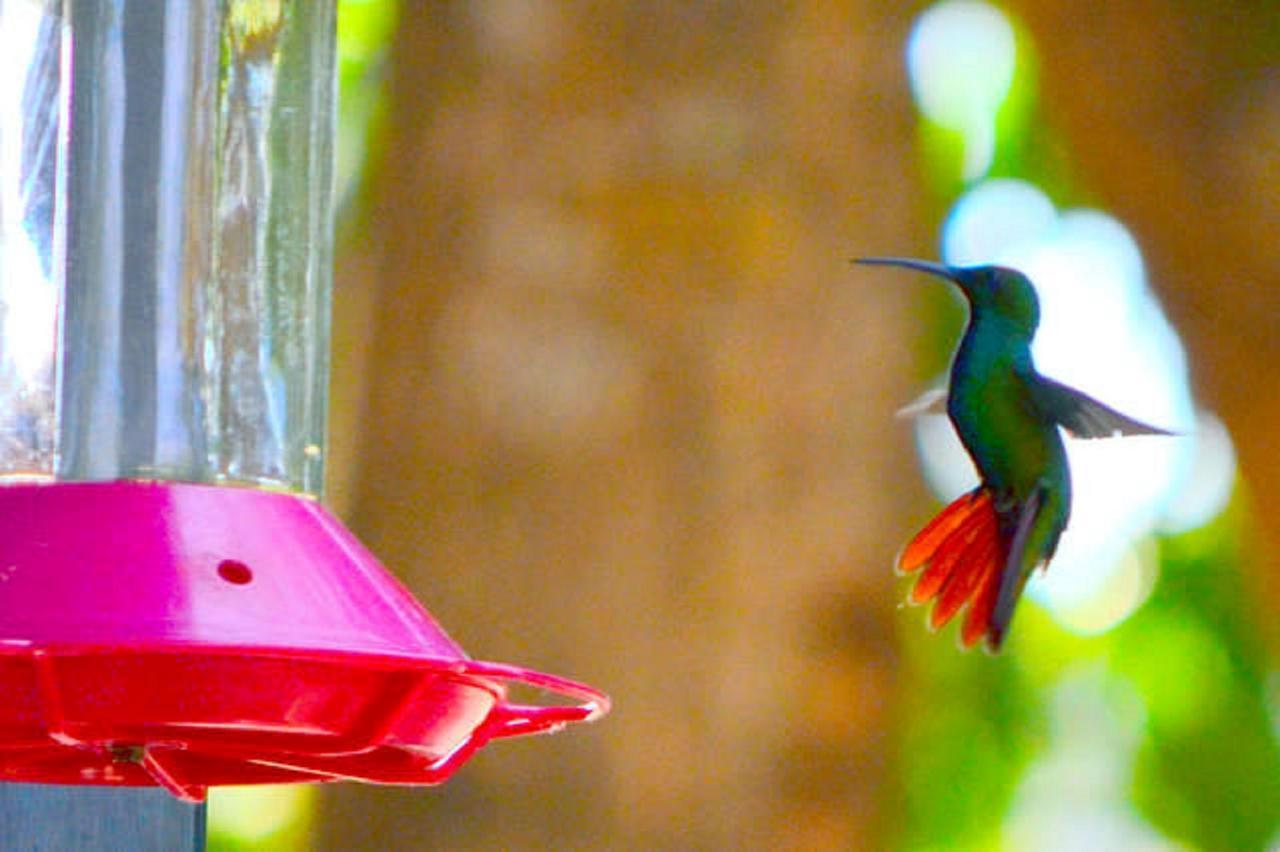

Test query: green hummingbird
[857,257,1171,651]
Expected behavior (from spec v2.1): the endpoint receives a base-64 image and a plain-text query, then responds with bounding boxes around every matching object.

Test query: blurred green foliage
[1122,505,1280,851]
[893,490,1280,852]
[208,785,313,852]
[893,4,1280,850]
[335,0,398,225]
[893,626,1041,850]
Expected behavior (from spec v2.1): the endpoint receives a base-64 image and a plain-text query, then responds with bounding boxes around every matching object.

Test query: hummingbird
[857,257,1172,651]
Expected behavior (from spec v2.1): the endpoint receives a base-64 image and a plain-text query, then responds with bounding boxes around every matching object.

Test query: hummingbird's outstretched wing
[1030,375,1174,439]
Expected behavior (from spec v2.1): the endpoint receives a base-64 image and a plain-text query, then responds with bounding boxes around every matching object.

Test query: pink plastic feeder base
[0,482,608,801]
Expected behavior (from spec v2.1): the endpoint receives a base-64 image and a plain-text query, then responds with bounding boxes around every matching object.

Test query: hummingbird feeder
[0,1,606,802]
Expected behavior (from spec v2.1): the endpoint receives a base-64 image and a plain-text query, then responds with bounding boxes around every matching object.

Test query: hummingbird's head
[949,265,1040,337]
[855,257,1041,338]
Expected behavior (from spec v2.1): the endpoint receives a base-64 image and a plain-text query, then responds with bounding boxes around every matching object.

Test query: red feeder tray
[0,482,608,801]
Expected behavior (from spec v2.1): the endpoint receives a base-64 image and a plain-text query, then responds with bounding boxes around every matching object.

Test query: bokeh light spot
[1035,542,1157,636]
[1159,411,1237,534]
[1004,670,1163,851]
[907,1,1017,178]
[943,179,1056,266]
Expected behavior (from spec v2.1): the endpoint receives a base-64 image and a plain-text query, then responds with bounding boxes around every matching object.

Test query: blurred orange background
[305,2,1280,849]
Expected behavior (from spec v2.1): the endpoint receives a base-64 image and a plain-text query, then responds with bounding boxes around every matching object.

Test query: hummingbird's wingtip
[895,386,948,420]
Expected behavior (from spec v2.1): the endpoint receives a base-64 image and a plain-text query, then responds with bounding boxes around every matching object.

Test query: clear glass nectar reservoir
[0,0,334,494]
[0,2,60,479]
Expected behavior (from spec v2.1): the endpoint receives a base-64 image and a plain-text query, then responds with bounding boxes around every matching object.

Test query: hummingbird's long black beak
[853,256,960,284]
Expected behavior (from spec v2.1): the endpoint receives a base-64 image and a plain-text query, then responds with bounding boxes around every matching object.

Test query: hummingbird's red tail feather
[898,489,987,574]
[896,488,1007,648]
[909,502,989,604]
[932,532,998,630]
[962,560,1003,650]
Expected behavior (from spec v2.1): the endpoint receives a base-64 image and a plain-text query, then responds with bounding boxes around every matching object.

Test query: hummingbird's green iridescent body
[858,258,1169,650]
